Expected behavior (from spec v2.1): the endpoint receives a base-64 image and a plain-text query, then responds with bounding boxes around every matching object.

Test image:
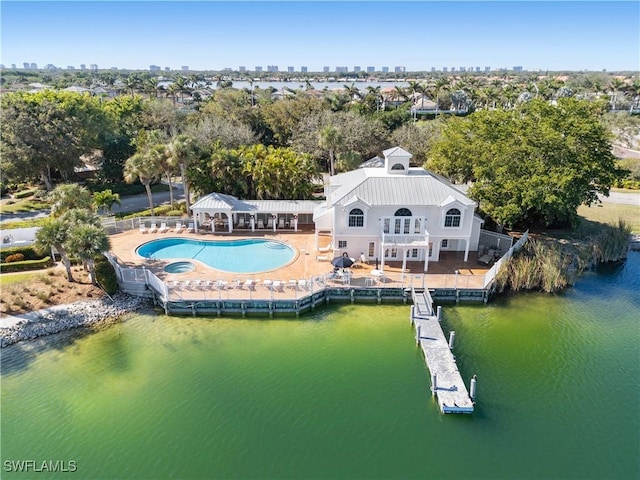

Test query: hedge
[0,256,53,273]
[13,188,40,199]
[0,246,46,262]
[95,259,118,294]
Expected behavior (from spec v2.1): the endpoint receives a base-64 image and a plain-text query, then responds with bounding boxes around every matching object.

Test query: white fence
[483,230,529,288]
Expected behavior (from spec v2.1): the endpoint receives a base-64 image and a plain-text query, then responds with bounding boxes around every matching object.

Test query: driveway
[598,190,640,207]
[0,186,185,224]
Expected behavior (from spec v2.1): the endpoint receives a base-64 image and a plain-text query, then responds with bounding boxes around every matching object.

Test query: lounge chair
[148,222,158,234]
[262,279,273,290]
[187,222,195,233]
[139,223,148,234]
[174,222,183,233]
[316,255,329,262]
[158,222,169,233]
[266,218,273,229]
[318,243,332,253]
[278,218,285,229]
[298,279,308,290]
[258,219,265,229]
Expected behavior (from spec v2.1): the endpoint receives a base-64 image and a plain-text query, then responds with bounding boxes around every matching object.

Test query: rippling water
[2,253,639,479]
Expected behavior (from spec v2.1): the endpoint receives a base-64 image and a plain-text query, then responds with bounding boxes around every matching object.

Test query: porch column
[194,212,199,233]
[463,239,469,262]
[380,243,386,271]
[228,212,232,233]
[294,215,298,232]
[423,248,429,272]
[272,214,276,232]
[401,248,407,272]
[250,216,255,232]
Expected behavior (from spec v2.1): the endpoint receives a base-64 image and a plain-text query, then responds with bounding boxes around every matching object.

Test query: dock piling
[431,372,437,396]
[470,375,477,401]
[448,331,456,349]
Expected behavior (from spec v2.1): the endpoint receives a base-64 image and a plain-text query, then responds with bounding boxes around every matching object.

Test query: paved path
[598,190,640,207]
[0,187,185,224]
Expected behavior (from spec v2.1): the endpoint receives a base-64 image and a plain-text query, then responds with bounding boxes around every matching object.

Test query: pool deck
[109,228,491,301]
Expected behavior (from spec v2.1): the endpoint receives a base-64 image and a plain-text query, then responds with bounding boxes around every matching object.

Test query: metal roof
[191,193,322,213]
[329,170,475,208]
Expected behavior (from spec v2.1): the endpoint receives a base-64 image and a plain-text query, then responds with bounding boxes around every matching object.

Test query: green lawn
[0,271,43,287]
[577,202,640,234]
[0,198,49,214]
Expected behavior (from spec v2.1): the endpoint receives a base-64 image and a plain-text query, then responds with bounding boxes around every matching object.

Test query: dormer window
[391,163,405,170]
[348,208,364,227]
[444,208,461,227]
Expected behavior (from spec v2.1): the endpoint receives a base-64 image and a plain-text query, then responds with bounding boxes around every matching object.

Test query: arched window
[391,163,405,170]
[348,208,364,227]
[444,208,461,227]
[394,208,412,217]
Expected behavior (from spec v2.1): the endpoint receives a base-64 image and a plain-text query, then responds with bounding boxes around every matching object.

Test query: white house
[313,147,483,271]
[190,146,483,272]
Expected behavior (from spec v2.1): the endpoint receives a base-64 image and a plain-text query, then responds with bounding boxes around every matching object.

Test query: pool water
[137,238,296,273]
[163,261,196,274]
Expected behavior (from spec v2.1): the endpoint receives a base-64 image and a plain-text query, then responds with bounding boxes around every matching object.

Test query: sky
[1,1,639,72]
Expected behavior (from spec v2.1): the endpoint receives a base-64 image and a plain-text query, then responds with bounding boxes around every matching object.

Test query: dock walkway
[411,290,475,414]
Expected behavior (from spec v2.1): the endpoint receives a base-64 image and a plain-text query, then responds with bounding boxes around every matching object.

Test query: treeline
[1,84,637,229]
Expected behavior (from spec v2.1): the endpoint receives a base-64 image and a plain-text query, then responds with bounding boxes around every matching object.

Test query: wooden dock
[411,289,475,414]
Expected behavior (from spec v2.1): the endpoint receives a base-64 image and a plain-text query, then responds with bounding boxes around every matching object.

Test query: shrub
[0,256,53,273]
[13,188,39,199]
[0,246,45,262]
[95,259,118,294]
[4,253,25,263]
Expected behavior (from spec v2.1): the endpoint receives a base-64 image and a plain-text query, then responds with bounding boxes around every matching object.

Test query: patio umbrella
[332,256,354,269]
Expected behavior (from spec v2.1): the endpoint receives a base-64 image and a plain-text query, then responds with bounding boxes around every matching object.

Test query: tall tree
[318,124,343,176]
[167,134,199,216]
[92,189,121,215]
[48,183,93,217]
[427,98,625,228]
[65,224,111,285]
[124,150,163,216]
[0,91,106,190]
[35,218,75,282]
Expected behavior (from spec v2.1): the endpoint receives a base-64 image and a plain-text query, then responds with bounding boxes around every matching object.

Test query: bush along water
[496,220,631,293]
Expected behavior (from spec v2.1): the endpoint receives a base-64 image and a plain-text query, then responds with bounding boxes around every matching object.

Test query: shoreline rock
[0,294,151,348]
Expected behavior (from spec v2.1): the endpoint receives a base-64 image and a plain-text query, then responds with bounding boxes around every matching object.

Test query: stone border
[0,294,151,348]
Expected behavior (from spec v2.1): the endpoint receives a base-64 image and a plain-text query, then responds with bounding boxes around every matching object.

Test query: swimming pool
[136,238,296,273]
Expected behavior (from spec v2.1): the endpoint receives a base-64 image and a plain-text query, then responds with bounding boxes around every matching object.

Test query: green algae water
[2,253,639,479]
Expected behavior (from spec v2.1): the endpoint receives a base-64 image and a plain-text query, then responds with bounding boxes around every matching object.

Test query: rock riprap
[0,294,150,348]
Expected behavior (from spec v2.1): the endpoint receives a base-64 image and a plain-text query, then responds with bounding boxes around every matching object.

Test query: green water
[2,253,639,479]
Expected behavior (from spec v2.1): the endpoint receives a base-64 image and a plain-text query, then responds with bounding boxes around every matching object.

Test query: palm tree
[609,77,626,110]
[168,135,198,217]
[124,152,163,216]
[434,77,450,116]
[65,224,111,285]
[48,183,93,218]
[318,124,343,176]
[92,189,121,215]
[624,79,640,113]
[144,77,160,99]
[35,218,75,282]
[124,73,142,98]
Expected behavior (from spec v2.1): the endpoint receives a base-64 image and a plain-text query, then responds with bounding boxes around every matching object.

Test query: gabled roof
[191,192,322,213]
[383,146,412,158]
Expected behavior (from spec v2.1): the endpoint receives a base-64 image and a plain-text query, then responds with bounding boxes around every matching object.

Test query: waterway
[2,252,639,479]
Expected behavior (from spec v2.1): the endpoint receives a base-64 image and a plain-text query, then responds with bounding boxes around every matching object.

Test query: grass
[0,270,43,287]
[577,202,640,234]
[0,198,50,214]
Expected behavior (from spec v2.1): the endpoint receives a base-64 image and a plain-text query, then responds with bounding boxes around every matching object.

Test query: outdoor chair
[316,255,329,262]
[187,222,195,233]
[258,219,265,229]
[149,222,158,234]
[278,218,285,229]
[139,224,148,234]
[174,222,183,233]
[318,243,332,253]
[238,218,245,228]
[266,218,273,229]
[158,222,169,233]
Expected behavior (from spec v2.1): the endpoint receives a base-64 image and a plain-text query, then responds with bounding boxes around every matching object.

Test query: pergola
[190,192,323,233]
